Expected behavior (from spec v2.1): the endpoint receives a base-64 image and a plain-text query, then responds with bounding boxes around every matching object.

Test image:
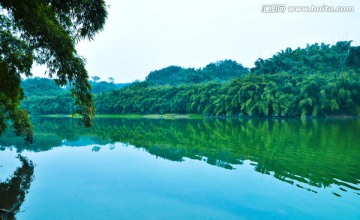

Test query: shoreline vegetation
[34,114,202,119]
[33,114,359,120]
[22,41,360,119]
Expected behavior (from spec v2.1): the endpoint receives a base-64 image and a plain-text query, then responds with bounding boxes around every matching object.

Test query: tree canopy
[95,41,360,117]
[251,41,357,75]
[0,0,108,142]
[19,41,360,118]
[146,60,249,86]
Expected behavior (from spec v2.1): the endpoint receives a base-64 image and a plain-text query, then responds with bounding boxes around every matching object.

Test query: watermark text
[261,4,355,13]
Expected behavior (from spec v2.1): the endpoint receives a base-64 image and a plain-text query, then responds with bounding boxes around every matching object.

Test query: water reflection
[0,155,35,220]
[0,117,359,196]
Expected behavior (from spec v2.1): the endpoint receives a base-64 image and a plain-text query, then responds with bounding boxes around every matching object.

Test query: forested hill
[95,41,360,117]
[251,41,360,74]
[145,60,249,86]
[22,78,66,97]
[89,81,130,94]
[22,41,360,117]
[21,77,129,114]
[22,77,129,97]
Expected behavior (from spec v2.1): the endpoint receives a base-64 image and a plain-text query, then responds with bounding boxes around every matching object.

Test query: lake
[1,117,359,219]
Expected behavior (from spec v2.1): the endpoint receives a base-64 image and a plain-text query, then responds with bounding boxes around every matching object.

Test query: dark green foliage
[20,77,130,114]
[0,155,34,218]
[95,82,222,114]
[347,46,360,71]
[146,60,249,86]
[26,70,359,117]
[95,41,358,117]
[19,41,360,118]
[22,77,66,97]
[202,60,249,81]
[94,71,359,117]
[90,81,129,94]
[146,66,183,85]
[0,0,108,142]
[0,15,34,143]
[94,40,360,117]
[251,41,354,75]
[21,77,69,115]
[91,81,116,94]
[22,94,75,115]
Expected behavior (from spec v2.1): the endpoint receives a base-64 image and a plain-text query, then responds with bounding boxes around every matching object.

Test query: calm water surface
[0,118,359,219]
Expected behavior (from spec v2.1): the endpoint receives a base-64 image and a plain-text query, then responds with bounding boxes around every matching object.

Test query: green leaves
[251,41,354,75]
[0,62,32,143]
[145,60,249,86]
[20,70,360,119]
[0,1,108,141]
[0,17,33,76]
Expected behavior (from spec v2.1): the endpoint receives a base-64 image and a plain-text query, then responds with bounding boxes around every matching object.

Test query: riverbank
[34,114,203,119]
[33,114,359,120]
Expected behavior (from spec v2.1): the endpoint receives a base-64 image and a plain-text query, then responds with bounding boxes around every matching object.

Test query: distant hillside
[21,77,128,114]
[21,77,129,97]
[95,41,360,117]
[21,41,360,118]
[145,60,249,86]
[90,81,129,94]
[22,77,66,97]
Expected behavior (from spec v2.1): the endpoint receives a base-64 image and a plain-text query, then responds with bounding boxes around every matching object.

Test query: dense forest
[22,41,360,117]
[21,77,128,114]
[146,60,248,86]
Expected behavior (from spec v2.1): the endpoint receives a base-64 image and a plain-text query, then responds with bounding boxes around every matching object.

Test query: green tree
[91,76,101,82]
[347,46,360,70]
[0,0,108,142]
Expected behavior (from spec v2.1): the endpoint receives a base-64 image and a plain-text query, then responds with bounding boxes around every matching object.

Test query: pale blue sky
[32,0,360,83]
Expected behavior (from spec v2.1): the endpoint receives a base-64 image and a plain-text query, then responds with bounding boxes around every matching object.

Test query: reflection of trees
[0,155,35,220]
[1,117,359,195]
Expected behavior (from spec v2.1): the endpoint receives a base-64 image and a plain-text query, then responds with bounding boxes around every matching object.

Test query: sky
[32,0,360,83]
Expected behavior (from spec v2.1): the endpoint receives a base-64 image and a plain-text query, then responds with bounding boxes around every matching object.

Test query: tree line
[95,71,359,117]
[22,41,360,117]
[145,60,249,86]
